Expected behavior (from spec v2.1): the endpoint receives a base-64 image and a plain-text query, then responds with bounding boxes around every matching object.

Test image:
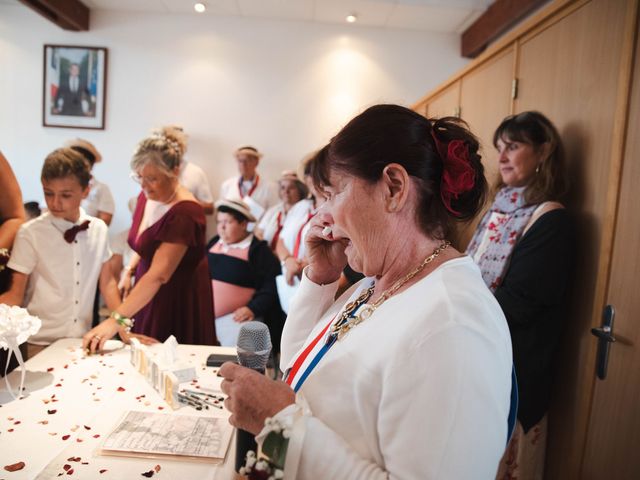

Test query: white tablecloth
[0,339,238,479]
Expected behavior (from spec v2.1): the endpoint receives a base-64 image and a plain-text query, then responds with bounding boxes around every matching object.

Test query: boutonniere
[240,417,291,480]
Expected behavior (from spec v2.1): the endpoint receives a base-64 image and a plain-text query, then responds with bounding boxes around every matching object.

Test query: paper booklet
[100,411,233,463]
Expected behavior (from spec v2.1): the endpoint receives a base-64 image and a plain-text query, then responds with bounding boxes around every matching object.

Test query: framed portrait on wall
[43,45,108,129]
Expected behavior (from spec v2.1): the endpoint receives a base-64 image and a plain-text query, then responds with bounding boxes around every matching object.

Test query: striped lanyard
[284,279,374,392]
[292,212,314,259]
[269,210,284,251]
[238,174,259,198]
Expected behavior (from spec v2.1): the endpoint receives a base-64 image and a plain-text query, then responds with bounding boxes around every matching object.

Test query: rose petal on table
[13,420,20,425]
[4,461,26,472]
[48,409,57,414]
[117,387,125,392]
[93,434,100,438]
[154,464,161,473]
[47,367,55,372]
[99,469,107,474]
[141,470,155,477]
[84,425,91,430]
[67,457,81,462]
[38,420,49,425]
[66,468,74,475]
[55,383,63,387]
[62,435,70,440]
[8,428,14,432]
[63,464,72,471]
[76,438,83,443]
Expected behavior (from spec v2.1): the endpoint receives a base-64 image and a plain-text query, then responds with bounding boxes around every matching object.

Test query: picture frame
[43,45,108,130]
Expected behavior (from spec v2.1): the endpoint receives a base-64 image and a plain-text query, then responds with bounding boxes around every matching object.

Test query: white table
[0,339,238,480]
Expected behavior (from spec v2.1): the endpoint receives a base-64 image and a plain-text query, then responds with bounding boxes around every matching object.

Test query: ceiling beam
[18,0,89,31]
[461,0,550,58]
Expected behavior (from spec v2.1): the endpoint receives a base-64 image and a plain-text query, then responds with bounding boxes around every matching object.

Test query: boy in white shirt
[0,148,120,358]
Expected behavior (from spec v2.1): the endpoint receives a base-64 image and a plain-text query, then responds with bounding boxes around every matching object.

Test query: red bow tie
[64,220,90,243]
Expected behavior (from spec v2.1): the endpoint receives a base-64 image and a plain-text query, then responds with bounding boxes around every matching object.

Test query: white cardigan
[274,256,512,479]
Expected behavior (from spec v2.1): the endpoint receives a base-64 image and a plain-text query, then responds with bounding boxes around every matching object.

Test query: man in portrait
[53,63,92,116]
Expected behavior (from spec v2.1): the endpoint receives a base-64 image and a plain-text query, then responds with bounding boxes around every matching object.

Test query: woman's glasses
[130,172,162,185]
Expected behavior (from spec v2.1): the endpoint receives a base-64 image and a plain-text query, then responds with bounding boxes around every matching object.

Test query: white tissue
[159,334,179,365]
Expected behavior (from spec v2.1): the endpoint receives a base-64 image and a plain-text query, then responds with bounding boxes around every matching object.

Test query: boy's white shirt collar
[217,233,253,252]
[48,207,90,231]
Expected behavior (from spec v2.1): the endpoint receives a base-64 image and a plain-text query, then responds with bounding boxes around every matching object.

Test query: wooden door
[425,80,460,119]
[581,10,640,477]
[514,0,633,477]
[456,48,515,249]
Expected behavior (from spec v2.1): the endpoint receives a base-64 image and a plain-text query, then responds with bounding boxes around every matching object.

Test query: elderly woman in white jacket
[220,104,513,479]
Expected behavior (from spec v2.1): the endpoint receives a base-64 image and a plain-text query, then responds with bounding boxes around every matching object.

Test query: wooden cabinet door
[581,12,640,478]
[425,80,460,119]
[514,0,632,477]
[456,48,515,249]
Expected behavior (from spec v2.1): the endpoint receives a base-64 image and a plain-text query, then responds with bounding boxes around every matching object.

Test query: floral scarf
[466,186,538,291]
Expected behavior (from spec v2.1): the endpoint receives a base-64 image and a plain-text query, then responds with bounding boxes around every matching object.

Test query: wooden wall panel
[425,80,460,119]
[456,48,515,249]
[514,0,629,477]
[581,3,640,477]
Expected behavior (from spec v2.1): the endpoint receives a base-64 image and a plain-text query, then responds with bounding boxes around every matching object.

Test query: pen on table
[177,393,206,410]
[182,392,222,409]
[183,389,224,401]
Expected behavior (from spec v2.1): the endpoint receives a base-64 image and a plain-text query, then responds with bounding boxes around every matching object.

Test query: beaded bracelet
[111,311,134,332]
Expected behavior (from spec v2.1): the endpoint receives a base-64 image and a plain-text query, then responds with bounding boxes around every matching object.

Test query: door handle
[590,305,616,380]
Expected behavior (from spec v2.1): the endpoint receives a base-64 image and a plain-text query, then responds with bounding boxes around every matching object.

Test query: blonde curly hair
[131,125,188,175]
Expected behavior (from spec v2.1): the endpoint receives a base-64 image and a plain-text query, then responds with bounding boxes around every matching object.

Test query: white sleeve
[195,170,213,203]
[280,326,509,480]
[97,183,115,215]
[7,226,37,274]
[110,230,127,256]
[97,221,112,264]
[279,267,340,369]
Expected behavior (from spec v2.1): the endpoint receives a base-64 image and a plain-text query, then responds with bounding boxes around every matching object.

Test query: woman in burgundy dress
[83,127,216,350]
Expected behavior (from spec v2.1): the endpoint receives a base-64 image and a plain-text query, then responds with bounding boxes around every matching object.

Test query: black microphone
[234,321,272,473]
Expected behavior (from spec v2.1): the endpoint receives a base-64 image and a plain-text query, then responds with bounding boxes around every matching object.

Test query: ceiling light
[346,14,357,23]
[194,3,206,13]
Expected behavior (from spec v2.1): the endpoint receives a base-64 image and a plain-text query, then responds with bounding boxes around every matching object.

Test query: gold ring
[93,335,101,341]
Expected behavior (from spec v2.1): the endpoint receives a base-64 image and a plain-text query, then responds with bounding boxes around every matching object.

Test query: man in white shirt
[219,146,275,223]
[66,138,115,226]
[180,159,214,214]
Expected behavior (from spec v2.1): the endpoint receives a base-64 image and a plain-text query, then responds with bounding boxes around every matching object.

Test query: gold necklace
[329,240,451,342]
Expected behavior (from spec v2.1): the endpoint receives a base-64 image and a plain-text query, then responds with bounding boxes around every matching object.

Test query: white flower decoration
[0,304,41,349]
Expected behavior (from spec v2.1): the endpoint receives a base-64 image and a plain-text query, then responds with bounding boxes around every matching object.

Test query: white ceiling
[4,0,493,33]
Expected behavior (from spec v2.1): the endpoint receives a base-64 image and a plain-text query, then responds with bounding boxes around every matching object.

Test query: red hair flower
[431,132,475,215]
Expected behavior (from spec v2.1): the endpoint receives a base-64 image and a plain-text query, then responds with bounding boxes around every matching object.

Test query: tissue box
[129,336,197,409]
